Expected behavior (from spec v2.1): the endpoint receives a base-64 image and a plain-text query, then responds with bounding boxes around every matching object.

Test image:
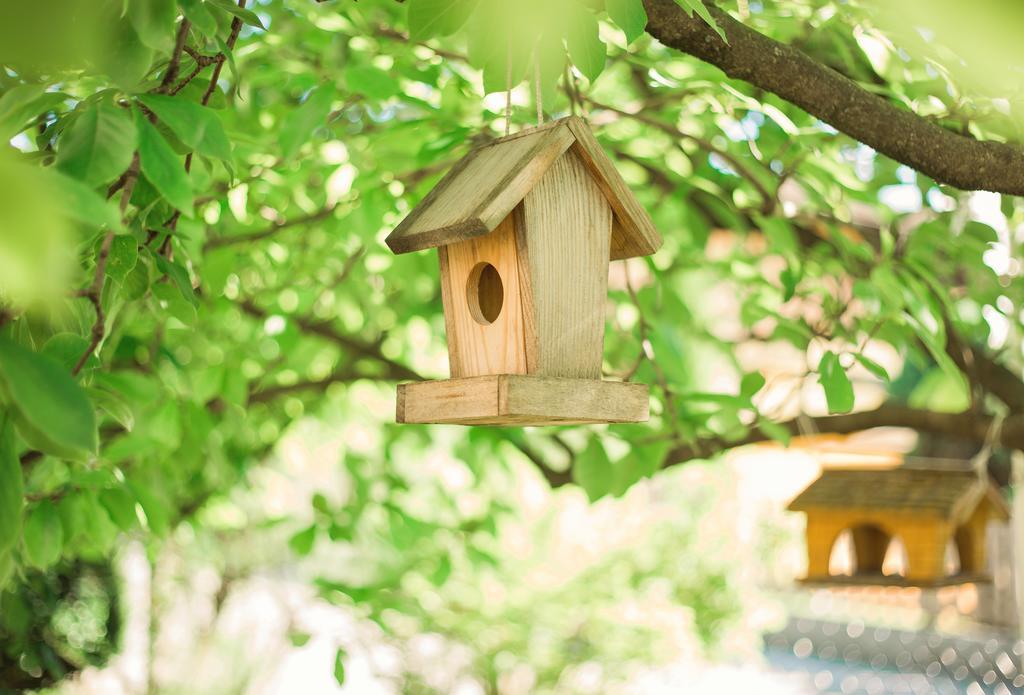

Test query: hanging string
[504,40,512,136]
[534,55,543,127]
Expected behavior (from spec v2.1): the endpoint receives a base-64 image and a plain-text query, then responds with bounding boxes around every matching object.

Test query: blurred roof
[787,468,1010,520]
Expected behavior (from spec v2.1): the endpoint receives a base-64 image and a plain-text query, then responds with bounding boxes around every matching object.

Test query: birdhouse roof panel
[386,117,662,260]
[787,468,1010,521]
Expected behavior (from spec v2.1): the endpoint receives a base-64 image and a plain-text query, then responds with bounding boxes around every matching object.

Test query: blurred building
[729,437,1021,694]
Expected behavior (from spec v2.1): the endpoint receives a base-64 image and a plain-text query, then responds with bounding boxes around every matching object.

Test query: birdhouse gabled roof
[787,469,1010,522]
[385,116,662,261]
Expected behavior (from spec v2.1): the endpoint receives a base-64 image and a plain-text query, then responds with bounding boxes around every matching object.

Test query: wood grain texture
[440,213,531,378]
[386,117,662,260]
[397,375,649,425]
[564,117,662,260]
[521,149,611,379]
[386,124,574,254]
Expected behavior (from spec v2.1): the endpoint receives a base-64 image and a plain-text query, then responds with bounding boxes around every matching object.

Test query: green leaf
[854,353,890,382]
[42,333,98,373]
[94,16,155,89]
[289,632,312,647]
[50,170,123,231]
[345,65,400,102]
[739,371,766,400]
[106,235,140,283]
[0,551,12,592]
[57,97,137,187]
[128,482,170,536]
[87,386,135,432]
[280,85,336,160]
[567,4,607,82]
[289,524,317,556]
[153,254,197,306]
[757,418,791,446]
[0,337,98,457]
[0,85,65,141]
[99,487,138,531]
[573,438,613,502]
[128,0,178,52]
[135,110,194,215]
[817,350,855,414]
[180,0,219,36]
[408,0,479,40]
[758,215,798,256]
[607,0,648,44]
[207,0,266,30]
[676,0,727,43]
[138,94,233,162]
[0,416,24,554]
[23,501,63,570]
[333,648,347,685]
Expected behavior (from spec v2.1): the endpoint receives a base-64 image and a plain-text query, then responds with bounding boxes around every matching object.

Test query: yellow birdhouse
[386,117,662,426]
[788,468,1010,586]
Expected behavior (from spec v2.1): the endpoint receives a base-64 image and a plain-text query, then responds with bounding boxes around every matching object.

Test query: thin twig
[72,155,140,375]
[167,0,247,235]
[588,98,777,214]
[203,206,338,250]
[158,19,193,92]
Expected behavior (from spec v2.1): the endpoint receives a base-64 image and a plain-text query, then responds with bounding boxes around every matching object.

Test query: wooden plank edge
[386,146,483,251]
[564,119,663,259]
[386,218,490,255]
[475,125,577,231]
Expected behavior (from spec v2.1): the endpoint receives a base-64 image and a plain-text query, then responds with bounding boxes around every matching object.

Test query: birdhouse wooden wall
[385,116,663,426]
[789,468,1011,586]
[438,149,612,380]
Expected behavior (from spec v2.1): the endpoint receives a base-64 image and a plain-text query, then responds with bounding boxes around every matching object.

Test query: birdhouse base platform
[396,375,649,426]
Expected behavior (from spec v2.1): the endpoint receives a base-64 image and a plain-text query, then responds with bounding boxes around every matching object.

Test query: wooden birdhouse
[788,468,1010,586]
[385,116,662,426]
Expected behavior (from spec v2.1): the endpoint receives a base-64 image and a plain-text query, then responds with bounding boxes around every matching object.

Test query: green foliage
[0,0,1020,689]
[0,338,97,458]
[675,0,727,42]
[0,418,24,556]
[333,647,347,685]
[607,0,648,44]
[57,96,137,187]
[817,351,855,414]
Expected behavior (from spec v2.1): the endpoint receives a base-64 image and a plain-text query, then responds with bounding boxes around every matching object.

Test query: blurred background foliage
[0,0,1022,691]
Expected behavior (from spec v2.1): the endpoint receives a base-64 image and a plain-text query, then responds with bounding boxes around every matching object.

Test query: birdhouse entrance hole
[467,262,503,325]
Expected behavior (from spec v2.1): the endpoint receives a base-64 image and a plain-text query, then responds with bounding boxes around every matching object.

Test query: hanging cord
[534,53,543,127]
[504,40,513,136]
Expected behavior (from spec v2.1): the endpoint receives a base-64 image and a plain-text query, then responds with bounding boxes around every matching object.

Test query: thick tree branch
[642,0,1024,196]
[537,405,1024,488]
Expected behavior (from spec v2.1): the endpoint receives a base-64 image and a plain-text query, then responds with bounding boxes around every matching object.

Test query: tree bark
[642,0,1024,196]
[537,406,1024,488]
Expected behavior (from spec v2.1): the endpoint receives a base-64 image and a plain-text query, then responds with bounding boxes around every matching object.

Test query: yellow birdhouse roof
[787,468,1010,522]
[386,116,662,260]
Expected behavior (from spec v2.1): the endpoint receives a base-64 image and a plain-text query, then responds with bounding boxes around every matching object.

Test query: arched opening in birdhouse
[828,524,907,578]
[466,262,504,325]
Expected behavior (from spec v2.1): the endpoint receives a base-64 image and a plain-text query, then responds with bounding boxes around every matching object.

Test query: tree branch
[157,18,192,93]
[642,0,1024,195]
[237,299,421,383]
[72,153,141,375]
[537,405,1024,488]
[203,206,338,250]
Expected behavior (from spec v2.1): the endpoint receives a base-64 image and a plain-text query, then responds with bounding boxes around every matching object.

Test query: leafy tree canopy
[0,0,1022,689]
